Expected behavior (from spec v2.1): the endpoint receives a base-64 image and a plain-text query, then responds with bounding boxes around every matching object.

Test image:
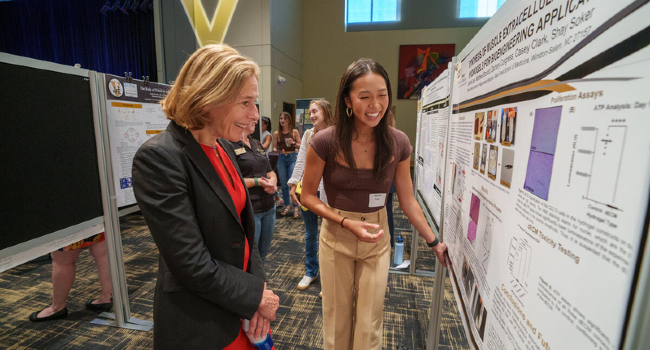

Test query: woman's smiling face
[204,75,259,141]
[344,72,389,131]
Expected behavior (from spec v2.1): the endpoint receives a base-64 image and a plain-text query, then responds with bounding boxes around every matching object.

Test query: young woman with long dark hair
[301,58,449,350]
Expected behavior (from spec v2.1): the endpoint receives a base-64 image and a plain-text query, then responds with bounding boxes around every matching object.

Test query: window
[347,0,399,24]
[459,0,506,18]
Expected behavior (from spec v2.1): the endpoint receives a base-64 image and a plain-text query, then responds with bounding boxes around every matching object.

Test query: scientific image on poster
[474,112,485,140]
[480,144,488,175]
[488,145,498,180]
[473,295,487,341]
[452,162,465,203]
[473,142,480,170]
[462,257,475,298]
[467,193,480,245]
[486,110,498,143]
[524,106,562,200]
[461,253,489,343]
[500,107,517,146]
[452,165,465,202]
[500,149,514,188]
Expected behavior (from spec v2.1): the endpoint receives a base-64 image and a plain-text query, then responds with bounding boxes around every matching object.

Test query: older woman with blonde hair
[133,44,279,350]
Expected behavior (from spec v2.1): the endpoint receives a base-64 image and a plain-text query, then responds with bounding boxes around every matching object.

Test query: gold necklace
[354,134,374,153]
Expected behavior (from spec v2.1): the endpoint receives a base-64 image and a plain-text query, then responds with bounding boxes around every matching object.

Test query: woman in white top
[288,100,332,294]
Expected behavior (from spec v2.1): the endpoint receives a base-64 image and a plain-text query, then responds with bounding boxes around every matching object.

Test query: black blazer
[132,121,266,350]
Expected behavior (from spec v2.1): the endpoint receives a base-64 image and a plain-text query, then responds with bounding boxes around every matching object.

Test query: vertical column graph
[507,237,532,301]
[576,125,627,210]
[586,125,627,209]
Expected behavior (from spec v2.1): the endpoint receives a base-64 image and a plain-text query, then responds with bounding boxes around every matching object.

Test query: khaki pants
[319,207,391,350]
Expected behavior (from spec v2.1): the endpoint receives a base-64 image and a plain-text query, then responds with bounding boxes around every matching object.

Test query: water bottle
[394,234,404,265]
[243,319,274,350]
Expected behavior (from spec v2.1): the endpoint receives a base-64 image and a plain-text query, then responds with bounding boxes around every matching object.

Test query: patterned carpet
[0,201,469,350]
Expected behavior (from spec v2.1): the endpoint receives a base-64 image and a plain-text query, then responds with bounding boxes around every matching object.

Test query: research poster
[416,69,451,226]
[441,0,650,349]
[105,75,171,207]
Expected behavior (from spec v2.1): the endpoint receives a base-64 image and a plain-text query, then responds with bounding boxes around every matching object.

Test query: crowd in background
[30,44,448,350]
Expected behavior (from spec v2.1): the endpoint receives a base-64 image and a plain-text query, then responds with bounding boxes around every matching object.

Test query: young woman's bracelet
[427,237,439,247]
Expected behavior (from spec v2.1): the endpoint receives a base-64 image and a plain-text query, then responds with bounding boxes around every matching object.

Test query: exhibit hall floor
[0,200,469,350]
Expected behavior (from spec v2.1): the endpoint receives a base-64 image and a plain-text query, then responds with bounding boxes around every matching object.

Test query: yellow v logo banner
[180,0,239,47]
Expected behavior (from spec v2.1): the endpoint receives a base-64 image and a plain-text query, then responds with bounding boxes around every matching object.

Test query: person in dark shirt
[228,120,278,262]
[273,111,301,218]
[301,58,449,350]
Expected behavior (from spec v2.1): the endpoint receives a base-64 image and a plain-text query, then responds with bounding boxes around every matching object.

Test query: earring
[346,107,352,117]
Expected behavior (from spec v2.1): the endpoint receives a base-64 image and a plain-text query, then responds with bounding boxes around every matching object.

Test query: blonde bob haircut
[161,44,260,130]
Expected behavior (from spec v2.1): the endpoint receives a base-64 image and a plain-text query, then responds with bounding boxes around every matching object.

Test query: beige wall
[269,0,303,131]
[302,1,482,153]
[223,0,272,120]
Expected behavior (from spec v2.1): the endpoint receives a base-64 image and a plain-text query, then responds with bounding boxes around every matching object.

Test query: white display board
[416,69,452,226]
[411,0,650,348]
[104,75,171,207]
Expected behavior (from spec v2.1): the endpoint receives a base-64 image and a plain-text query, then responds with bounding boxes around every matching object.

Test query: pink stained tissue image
[470,193,480,223]
[468,220,477,242]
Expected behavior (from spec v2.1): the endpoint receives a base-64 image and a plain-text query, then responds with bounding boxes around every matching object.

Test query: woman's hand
[289,184,301,207]
[258,177,277,194]
[257,283,279,321]
[342,219,384,243]
[248,311,270,340]
[432,242,450,268]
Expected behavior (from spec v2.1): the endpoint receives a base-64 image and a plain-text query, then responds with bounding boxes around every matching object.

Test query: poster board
[0,54,104,271]
[439,0,650,349]
[415,69,452,228]
[104,75,171,207]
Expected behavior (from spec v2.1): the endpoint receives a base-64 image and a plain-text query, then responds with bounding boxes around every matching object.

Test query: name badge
[234,148,246,155]
[369,193,387,208]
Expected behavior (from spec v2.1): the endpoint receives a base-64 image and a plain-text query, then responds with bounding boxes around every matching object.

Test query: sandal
[280,207,291,216]
[293,207,301,219]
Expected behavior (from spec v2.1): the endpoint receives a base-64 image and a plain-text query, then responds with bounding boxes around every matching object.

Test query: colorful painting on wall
[397,44,455,100]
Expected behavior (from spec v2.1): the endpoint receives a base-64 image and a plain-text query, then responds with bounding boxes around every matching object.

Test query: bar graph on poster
[413,0,650,349]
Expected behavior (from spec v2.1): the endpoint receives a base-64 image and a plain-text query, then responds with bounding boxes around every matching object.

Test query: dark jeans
[253,204,276,261]
[277,153,297,207]
[301,208,319,277]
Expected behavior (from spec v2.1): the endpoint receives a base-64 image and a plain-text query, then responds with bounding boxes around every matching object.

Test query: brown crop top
[310,126,412,213]
[277,130,297,152]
